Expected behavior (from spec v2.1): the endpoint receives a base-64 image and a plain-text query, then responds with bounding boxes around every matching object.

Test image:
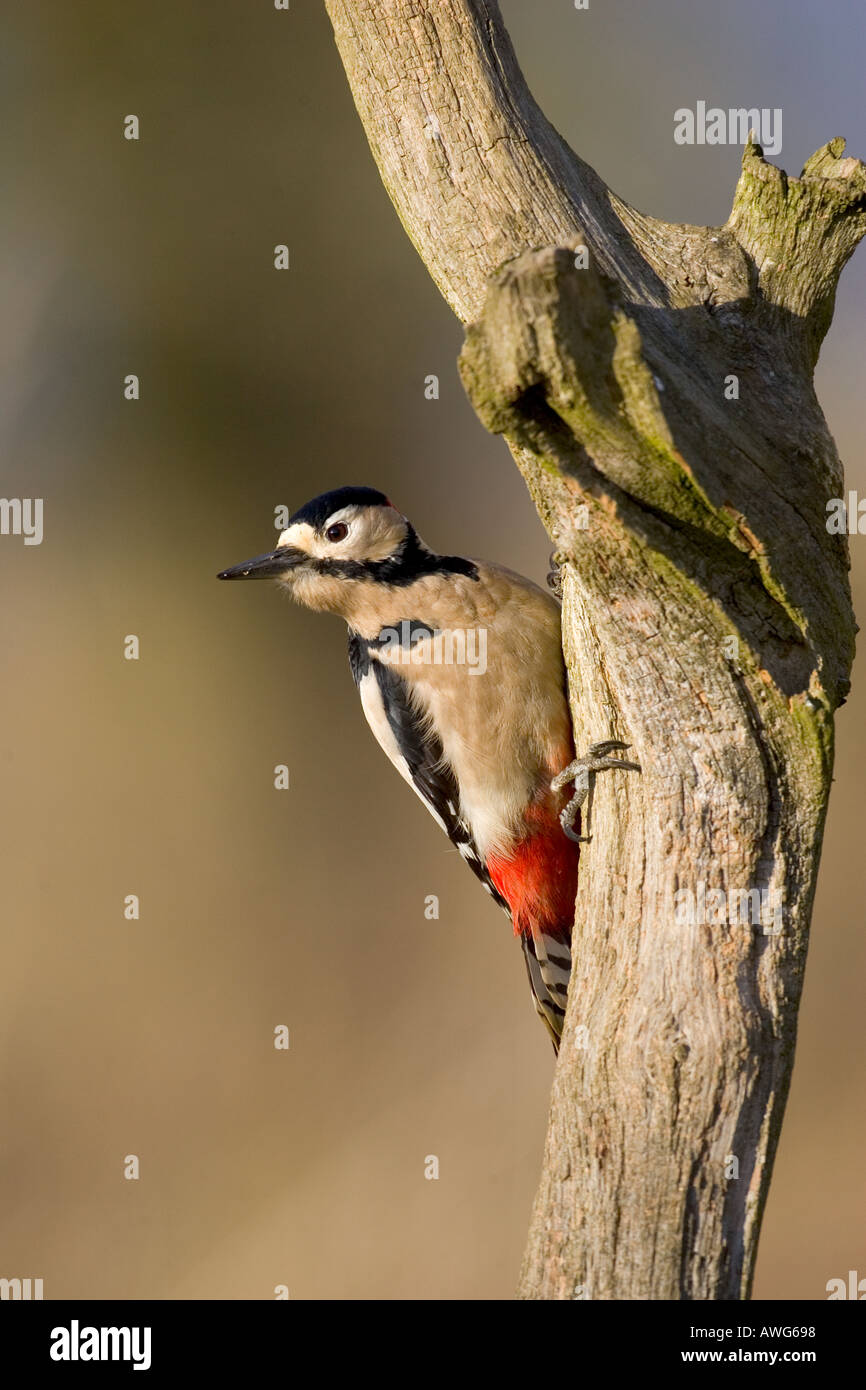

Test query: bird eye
[325,522,349,543]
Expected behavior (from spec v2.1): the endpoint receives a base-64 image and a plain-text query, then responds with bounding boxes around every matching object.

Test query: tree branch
[325,0,862,1299]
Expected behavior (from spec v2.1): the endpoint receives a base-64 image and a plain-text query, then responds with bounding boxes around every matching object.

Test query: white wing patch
[357,667,449,833]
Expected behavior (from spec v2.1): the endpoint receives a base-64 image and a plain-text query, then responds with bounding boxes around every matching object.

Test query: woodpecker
[218,486,638,1050]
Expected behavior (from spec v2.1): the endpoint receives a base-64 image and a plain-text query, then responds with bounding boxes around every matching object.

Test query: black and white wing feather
[348,631,508,911]
[348,629,569,1051]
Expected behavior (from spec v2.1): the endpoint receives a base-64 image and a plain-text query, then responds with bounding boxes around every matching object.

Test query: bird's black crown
[288,486,391,531]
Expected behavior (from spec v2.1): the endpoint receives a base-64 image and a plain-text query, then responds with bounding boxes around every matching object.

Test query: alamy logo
[826,1270,866,1299]
[0,1276,43,1299]
[674,102,782,156]
[673,881,783,934]
[377,620,488,675]
[0,497,43,545]
[826,492,866,534]
[50,1320,152,1371]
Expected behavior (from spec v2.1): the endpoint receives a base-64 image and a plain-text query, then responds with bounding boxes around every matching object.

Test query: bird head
[217,486,423,617]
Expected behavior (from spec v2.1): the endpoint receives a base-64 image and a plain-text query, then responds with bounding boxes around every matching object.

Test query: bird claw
[546,551,565,600]
[552,740,641,843]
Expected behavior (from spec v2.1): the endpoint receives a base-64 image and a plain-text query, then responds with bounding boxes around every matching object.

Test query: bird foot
[551,740,641,843]
[546,551,566,600]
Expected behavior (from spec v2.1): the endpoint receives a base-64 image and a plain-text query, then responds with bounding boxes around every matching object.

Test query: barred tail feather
[487,800,580,1051]
[521,929,572,1052]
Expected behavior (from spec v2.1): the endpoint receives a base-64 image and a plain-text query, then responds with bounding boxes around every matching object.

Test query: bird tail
[486,800,580,1051]
[521,927,572,1051]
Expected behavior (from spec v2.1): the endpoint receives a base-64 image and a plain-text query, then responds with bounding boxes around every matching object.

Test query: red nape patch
[486,801,580,938]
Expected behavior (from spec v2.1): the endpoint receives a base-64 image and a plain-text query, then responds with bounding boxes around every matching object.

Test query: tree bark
[325,0,862,1299]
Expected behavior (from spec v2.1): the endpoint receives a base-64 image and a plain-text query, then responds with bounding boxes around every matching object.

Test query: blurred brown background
[1,1,863,1300]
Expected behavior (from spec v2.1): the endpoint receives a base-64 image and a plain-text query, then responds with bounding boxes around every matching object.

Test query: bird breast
[361,563,574,858]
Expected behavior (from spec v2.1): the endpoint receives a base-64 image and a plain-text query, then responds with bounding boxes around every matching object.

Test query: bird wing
[349,629,571,1052]
[348,631,509,911]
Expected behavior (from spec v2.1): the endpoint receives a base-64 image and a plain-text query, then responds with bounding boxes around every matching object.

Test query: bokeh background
[1,0,863,1300]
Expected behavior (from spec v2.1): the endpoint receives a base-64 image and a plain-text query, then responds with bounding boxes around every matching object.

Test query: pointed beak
[217,546,306,581]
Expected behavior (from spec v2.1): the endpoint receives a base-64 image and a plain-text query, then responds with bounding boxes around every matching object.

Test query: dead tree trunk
[325,0,862,1298]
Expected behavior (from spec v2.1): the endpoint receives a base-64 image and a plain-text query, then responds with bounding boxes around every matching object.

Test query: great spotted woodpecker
[218,487,638,1050]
